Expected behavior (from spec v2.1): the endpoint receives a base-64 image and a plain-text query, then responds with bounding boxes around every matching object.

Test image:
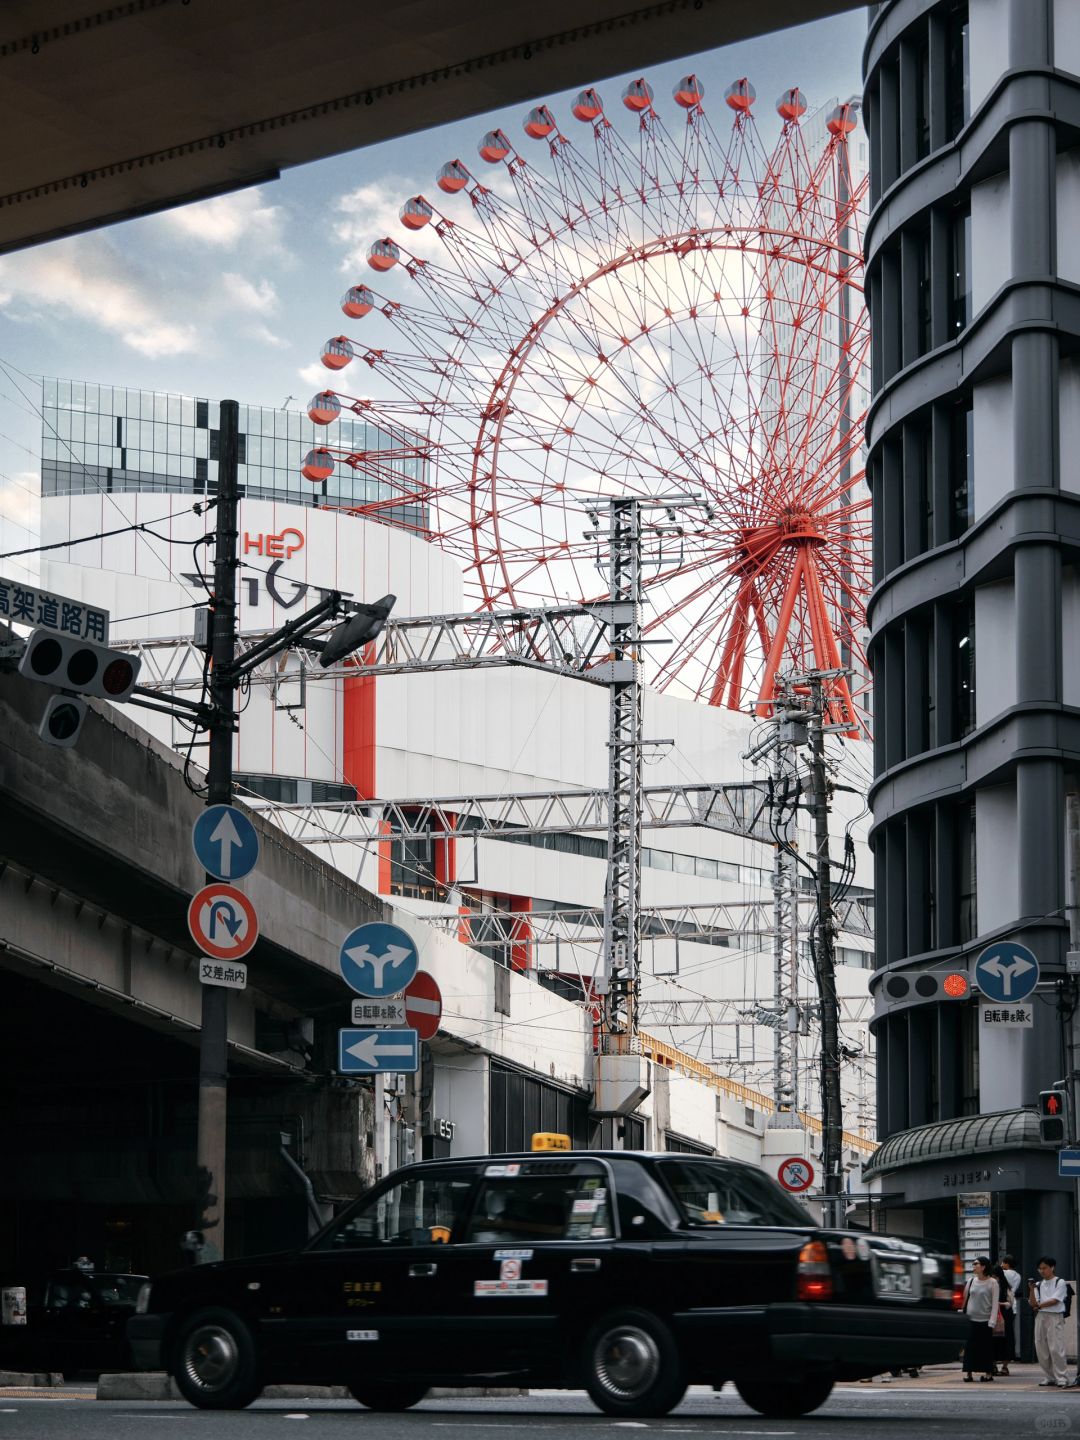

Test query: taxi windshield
[658,1158,807,1228]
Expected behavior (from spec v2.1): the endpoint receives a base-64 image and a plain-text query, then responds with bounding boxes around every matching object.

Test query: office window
[955,596,976,737]
[950,205,971,336]
[914,30,931,161]
[946,2,970,141]
[949,400,974,537]
[915,227,933,357]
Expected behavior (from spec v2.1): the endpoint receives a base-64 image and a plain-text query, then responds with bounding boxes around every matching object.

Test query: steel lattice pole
[600,498,643,1041]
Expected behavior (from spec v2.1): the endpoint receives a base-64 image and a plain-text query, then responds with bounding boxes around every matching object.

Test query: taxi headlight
[135,1283,153,1315]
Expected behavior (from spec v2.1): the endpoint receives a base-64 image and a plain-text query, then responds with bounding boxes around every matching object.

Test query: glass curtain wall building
[40,378,427,531]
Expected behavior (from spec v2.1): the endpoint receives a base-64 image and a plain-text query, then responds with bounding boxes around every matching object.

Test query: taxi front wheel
[172,1307,262,1410]
[582,1307,686,1417]
[348,1382,429,1411]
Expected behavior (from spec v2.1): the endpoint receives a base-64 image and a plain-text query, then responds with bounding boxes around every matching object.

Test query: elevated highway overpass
[1,0,863,254]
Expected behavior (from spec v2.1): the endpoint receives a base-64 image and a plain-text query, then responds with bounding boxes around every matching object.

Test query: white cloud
[297,362,327,389]
[0,238,198,357]
[220,271,278,312]
[247,323,287,350]
[161,188,287,257]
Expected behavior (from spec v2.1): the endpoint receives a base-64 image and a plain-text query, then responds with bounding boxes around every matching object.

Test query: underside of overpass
[0,648,383,1278]
[1,0,864,253]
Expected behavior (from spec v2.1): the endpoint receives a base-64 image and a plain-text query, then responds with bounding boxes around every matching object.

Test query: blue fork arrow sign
[338,1028,419,1074]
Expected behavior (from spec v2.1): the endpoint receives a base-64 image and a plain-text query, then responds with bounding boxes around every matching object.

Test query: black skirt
[993,1308,1013,1362]
[965,1319,996,1374]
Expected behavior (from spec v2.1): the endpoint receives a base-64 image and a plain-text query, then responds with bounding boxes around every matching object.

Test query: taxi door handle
[409,1262,437,1278]
[570,1258,602,1273]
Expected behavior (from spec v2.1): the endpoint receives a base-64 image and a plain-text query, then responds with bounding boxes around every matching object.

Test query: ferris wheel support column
[599,497,644,1045]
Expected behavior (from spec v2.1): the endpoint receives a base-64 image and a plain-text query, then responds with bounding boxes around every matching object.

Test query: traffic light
[38,694,88,749]
[877,969,970,1013]
[1039,1089,1068,1146]
[18,628,141,701]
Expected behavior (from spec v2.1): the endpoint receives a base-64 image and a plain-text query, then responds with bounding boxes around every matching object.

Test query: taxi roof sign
[531,1132,571,1151]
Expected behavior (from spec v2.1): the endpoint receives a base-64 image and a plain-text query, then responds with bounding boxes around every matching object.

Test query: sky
[0,7,868,559]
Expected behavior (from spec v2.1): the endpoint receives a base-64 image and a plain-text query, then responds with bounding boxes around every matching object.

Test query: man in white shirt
[1030,1255,1069,1387]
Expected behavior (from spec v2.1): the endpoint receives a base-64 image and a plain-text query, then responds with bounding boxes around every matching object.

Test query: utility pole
[600,496,644,1042]
[769,741,800,1123]
[195,398,240,1262]
[808,672,844,1224]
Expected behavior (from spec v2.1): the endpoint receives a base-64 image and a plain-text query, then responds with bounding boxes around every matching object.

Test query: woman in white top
[962,1257,1000,1382]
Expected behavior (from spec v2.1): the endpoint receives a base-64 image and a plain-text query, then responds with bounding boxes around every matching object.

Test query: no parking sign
[777,1157,814,1193]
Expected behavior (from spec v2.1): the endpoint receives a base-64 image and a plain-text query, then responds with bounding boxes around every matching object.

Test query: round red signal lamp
[102,657,135,696]
[943,973,969,999]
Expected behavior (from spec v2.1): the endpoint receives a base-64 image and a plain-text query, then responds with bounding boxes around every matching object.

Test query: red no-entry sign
[404,970,443,1041]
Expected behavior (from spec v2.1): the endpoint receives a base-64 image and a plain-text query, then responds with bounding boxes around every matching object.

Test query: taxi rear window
[658,1158,807,1227]
[465,1166,613,1243]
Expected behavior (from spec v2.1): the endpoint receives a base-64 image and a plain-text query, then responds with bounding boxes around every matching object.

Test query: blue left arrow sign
[338,1028,419,1074]
[192,805,260,881]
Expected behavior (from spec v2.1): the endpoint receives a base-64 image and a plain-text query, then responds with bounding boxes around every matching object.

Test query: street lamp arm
[226,592,344,680]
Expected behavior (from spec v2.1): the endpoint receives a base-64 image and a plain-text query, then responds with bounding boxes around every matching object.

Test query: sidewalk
[841,1363,1078,1391]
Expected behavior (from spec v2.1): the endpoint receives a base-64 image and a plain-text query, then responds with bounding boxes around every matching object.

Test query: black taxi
[128,1148,966,1418]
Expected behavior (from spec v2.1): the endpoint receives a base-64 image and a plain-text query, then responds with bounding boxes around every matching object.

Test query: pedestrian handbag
[993,1311,1006,1337]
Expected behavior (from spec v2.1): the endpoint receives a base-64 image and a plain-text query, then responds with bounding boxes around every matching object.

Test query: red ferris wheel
[304,75,871,732]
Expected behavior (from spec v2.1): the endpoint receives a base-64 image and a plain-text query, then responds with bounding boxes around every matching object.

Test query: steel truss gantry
[121,602,628,691]
[247,779,773,847]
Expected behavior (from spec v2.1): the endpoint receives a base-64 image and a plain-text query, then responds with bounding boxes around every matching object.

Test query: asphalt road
[1,1385,1079,1439]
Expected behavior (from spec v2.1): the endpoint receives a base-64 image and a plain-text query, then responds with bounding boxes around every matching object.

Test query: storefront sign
[943,1171,991,1189]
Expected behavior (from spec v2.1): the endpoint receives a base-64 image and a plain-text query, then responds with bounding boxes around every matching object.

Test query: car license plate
[875,1260,916,1297]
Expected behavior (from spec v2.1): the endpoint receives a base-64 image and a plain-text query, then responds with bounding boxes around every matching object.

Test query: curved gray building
[862,0,1080,1266]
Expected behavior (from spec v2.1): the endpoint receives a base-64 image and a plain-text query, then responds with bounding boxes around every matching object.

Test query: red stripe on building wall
[342,643,377,800]
[509,895,533,974]
[378,819,392,896]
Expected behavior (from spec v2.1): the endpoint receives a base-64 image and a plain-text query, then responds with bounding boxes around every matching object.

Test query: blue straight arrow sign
[338,1027,419,1075]
[192,804,260,881]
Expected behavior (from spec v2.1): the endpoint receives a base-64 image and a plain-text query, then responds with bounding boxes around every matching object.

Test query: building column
[1009,0,1052,70]
[1017,761,1064,922]
[1015,546,1062,705]
[933,800,958,951]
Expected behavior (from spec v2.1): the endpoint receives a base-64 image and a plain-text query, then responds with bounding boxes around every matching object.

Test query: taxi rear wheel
[582,1308,686,1417]
[171,1308,262,1410]
[347,1381,429,1411]
[735,1375,835,1418]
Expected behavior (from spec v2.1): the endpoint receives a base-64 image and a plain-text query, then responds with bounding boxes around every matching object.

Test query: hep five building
[35,376,879,1182]
[863,0,1080,1264]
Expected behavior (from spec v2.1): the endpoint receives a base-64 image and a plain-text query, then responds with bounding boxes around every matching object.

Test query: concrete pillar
[899,38,919,175]
[1015,546,1062,704]
[1012,334,1058,489]
[930,404,952,548]
[1009,0,1052,70]
[1017,760,1064,921]
[902,423,927,561]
